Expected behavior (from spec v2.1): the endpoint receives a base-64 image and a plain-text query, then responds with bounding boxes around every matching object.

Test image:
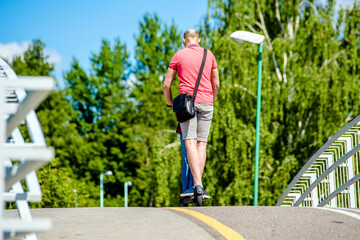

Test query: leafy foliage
[201,0,360,205]
[8,39,91,207]
[5,1,360,207]
[12,39,54,76]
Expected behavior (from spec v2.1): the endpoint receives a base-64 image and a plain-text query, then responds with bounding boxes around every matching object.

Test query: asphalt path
[181,206,360,240]
[4,206,360,240]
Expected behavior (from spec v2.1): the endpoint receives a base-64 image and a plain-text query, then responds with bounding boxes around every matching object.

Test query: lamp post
[230,31,265,206]
[73,189,78,208]
[124,181,132,207]
[100,170,113,207]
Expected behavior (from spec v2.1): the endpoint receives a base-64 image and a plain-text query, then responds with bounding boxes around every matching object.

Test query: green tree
[8,39,90,207]
[198,0,360,205]
[6,1,359,208]
[108,13,182,207]
[64,38,137,205]
[12,39,54,76]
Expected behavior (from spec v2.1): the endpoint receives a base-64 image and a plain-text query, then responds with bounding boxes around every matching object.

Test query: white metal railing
[0,58,54,240]
[277,115,360,207]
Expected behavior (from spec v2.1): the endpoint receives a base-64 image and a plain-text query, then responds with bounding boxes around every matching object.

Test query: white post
[100,171,112,207]
[124,181,132,207]
[100,173,104,208]
[0,82,6,240]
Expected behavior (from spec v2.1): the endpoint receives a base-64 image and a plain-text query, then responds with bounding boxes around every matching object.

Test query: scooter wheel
[194,196,202,206]
[194,185,203,206]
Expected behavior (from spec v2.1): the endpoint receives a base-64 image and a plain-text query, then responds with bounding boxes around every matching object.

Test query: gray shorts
[180,103,213,142]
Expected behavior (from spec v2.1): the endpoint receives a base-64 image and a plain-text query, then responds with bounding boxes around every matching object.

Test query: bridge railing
[276,115,360,208]
[0,58,54,240]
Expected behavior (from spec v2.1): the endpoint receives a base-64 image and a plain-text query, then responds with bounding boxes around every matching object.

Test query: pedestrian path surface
[4,206,360,240]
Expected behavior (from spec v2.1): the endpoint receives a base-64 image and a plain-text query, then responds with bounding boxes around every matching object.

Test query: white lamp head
[104,171,113,176]
[230,31,265,45]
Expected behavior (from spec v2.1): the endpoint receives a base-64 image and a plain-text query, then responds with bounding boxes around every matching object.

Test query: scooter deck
[179,195,206,206]
[179,195,194,206]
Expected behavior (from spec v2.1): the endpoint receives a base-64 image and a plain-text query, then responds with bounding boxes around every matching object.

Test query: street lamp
[124,181,132,207]
[73,189,78,208]
[100,170,113,207]
[230,31,265,206]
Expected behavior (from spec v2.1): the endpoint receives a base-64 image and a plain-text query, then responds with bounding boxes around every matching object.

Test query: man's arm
[211,68,220,100]
[163,68,177,107]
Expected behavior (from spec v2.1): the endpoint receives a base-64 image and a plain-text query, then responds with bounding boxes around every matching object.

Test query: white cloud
[0,41,30,62]
[0,41,62,67]
[44,49,62,66]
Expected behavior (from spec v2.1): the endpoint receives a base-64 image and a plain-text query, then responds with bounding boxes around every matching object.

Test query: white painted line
[316,207,360,221]
[336,208,360,213]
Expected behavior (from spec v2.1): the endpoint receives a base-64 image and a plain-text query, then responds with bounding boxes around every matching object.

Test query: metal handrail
[276,115,360,206]
[0,58,54,240]
[318,172,360,207]
[277,115,360,207]
[293,143,360,206]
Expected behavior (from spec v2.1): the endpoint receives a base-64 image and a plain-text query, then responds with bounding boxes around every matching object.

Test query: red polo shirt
[169,44,217,105]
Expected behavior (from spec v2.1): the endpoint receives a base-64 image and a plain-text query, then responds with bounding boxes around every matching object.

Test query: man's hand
[163,68,177,107]
[211,68,220,100]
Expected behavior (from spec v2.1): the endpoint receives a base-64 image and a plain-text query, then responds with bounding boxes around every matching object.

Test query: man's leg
[180,114,200,186]
[197,141,207,177]
[184,139,203,186]
[195,103,213,189]
[181,103,212,188]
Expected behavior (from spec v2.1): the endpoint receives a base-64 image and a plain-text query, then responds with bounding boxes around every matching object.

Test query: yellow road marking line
[166,207,246,240]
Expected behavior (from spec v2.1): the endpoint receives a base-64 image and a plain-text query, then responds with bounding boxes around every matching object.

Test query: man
[163,29,220,199]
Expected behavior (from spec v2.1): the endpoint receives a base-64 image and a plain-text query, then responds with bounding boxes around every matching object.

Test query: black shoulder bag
[172,49,208,123]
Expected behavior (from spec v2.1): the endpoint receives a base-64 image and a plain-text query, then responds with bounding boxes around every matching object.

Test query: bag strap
[193,49,208,100]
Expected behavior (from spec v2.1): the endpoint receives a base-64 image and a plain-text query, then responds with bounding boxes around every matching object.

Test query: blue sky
[0,0,208,87]
[0,0,356,88]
